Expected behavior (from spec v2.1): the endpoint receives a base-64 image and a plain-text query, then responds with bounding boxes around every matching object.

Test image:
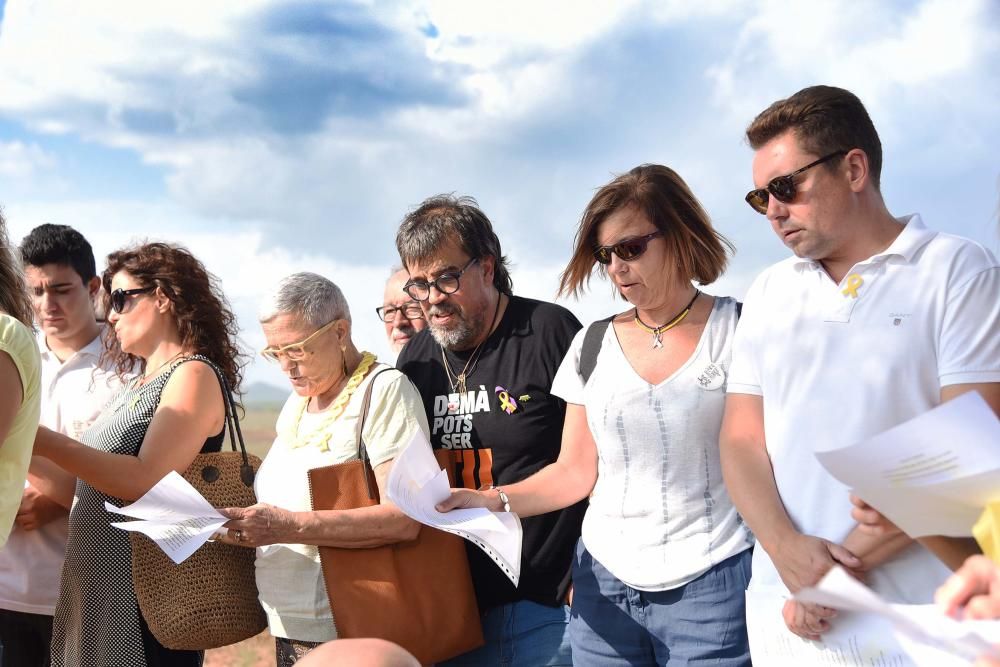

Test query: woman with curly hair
[0,210,41,548]
[33,242,246,667]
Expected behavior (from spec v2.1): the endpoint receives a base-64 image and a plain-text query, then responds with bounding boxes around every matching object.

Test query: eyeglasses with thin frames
[593,231,663,265]
[745,151,846,215]
[375,303,424,323]
[110,287,156,314]
[260,319,338,363]
[403,257,478,302]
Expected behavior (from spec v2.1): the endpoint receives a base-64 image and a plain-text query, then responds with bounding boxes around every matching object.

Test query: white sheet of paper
[105,471,227,564]
[791,567,1000,665]
[387,430,523,585]
[748,588,919,666]
[815,391,1000,537]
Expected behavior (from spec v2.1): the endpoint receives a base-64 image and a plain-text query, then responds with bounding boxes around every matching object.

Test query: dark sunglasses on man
[593,231,663,265]
[110,286,156,314]
[744,150,846,215]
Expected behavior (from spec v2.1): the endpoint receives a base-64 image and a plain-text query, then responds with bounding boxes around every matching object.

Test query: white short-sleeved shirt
[254,365,430,642]
[728,214,1000,602]
[0,330,121,615]
[552,297,753,591]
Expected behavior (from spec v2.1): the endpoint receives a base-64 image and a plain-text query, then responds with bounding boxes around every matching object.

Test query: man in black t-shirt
[395,195,584,667]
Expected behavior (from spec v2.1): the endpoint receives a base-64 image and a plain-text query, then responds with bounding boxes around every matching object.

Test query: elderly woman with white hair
[219,272,431,666]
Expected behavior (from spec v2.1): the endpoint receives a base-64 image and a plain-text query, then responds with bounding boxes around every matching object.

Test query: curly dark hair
[101,242,246,405]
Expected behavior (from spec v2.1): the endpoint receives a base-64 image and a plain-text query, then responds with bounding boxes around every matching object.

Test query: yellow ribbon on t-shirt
[973,501,1000,564]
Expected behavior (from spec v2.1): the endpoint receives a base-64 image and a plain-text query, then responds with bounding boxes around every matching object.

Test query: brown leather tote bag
[308,368,484,665]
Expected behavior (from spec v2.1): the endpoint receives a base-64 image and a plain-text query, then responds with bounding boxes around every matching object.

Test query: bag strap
[577,316,614,384]
[355,366,395,501]
[173,355,255,487]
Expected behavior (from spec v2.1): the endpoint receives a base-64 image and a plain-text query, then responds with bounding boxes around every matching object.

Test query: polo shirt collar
[792,213,935,273]
[38,326,106,365]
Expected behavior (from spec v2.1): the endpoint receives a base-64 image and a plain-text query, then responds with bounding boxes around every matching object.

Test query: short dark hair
[396,194,513,295]
[20,223,97,284]
[746,85,883,189]
[559,164,734,298]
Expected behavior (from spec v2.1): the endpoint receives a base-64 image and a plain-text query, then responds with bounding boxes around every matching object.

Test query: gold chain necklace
[440,294,502,394]
[283,351,377,451]
[138,352,184,386]
[634,290,699,349]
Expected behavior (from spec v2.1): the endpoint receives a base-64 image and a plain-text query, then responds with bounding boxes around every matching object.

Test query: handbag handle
[354,366,394,501]
[177,355,256,487]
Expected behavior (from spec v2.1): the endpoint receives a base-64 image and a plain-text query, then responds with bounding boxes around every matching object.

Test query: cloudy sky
[1,0,997,391]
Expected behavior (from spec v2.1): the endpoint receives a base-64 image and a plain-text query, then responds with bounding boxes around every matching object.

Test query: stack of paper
[387,431,523,586]
[816,391,1000,538]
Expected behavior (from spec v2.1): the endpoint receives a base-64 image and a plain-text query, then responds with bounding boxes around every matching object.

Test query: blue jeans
[570,540,752,666]
[439,599,572,667]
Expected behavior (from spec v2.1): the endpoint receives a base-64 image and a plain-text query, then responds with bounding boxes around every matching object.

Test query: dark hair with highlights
[746,85,883,189]
[102,242,246,403]
[0,208,34,327]
[396,194,514,296]
[559,164,733,298]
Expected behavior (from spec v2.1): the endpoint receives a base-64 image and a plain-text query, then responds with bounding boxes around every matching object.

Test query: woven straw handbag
[308,368,484,665]
[129,359,268,650]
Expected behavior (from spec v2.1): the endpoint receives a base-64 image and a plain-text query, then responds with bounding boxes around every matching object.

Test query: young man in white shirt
[0,225,121,667]
[720,86,999,648]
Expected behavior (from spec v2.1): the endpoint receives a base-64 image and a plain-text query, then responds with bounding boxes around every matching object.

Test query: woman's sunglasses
[593,231,662,265]
[110,286,155,314]
[744,150,846,215]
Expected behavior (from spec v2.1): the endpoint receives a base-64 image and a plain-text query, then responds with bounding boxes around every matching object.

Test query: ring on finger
[234,529,243,542]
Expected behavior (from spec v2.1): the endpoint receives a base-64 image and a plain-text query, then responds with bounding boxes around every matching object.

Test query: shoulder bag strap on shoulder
[577,316,614,384]
[171,355,254,486]
[355,366,395,500]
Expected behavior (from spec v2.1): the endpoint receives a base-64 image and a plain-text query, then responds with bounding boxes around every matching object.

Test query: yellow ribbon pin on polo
[842,273,864,299]
[973,501,1000,564]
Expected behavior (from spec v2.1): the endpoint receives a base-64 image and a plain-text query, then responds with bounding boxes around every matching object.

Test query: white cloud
[0,140,56,178]
[706,0,999,125]
[2,0,997,395]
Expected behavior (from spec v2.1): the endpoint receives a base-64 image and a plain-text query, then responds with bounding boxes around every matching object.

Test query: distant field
[238,401,283,460]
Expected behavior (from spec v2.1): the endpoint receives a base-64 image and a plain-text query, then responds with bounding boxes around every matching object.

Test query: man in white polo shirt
[0,225,121,667]
[720,85,1000,648]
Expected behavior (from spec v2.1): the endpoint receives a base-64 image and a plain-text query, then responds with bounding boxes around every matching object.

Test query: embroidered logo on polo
[889,312,912,327]
[495,386,519,414]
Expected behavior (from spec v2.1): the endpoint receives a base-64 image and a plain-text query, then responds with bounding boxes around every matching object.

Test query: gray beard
[429,320,475,350]
[428,304,488,351]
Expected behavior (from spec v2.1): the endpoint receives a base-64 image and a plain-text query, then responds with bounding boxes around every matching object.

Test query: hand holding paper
[387,430,522,585]
[105,471,228,564]
[816,392,1000,539]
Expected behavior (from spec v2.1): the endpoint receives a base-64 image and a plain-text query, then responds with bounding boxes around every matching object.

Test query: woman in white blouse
[439,164,754,666]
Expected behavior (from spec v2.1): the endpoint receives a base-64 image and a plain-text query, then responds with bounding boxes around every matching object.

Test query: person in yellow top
[0,211,41,548]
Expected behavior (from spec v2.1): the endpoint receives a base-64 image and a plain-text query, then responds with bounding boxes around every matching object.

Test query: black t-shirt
[397,295,586,610]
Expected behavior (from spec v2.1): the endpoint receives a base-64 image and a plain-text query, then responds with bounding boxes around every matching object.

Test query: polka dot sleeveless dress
[50,356,223,667]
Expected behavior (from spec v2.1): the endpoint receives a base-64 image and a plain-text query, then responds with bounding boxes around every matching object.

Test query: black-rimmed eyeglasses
[403,258,478,302]
[376,303,424,322]
[110,287,156,314]
[745,151,846,215]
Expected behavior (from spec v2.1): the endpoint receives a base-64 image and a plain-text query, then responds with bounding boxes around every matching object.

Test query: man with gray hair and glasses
[394,194,584,666]
[377,267,426,357]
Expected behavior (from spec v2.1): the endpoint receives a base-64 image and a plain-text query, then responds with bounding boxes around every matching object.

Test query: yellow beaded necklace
[284,351,377,451]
